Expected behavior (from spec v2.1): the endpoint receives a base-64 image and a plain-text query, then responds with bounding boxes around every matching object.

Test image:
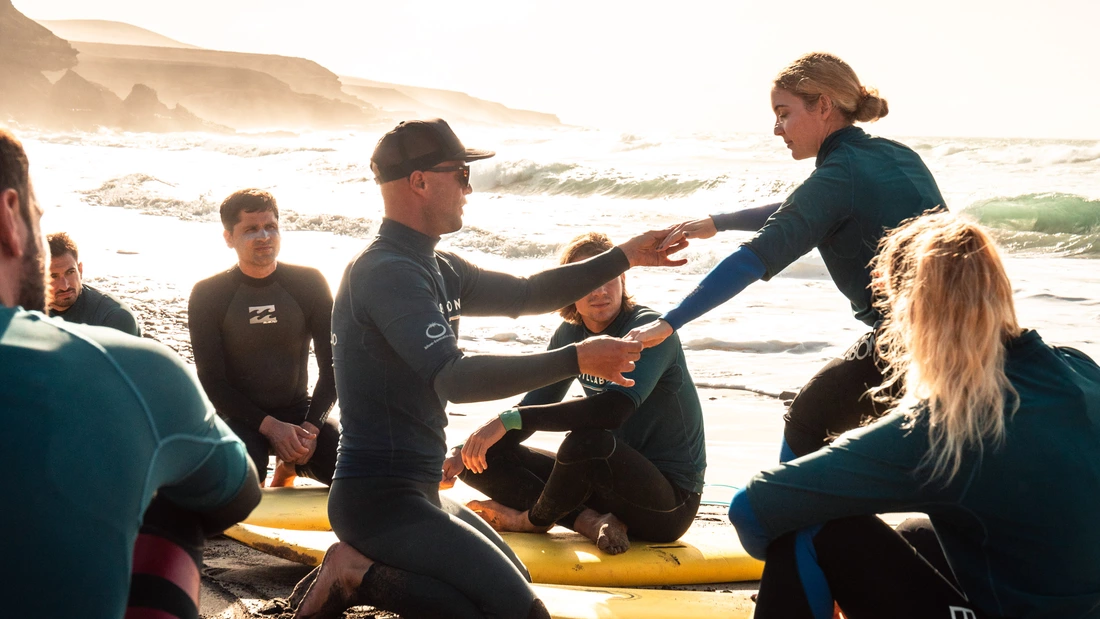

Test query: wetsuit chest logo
[949,608,977,619]
[580,373,608,388]
[249,305,278,325]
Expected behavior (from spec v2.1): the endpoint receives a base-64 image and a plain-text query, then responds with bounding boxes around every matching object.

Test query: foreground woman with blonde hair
[729,213,1100,619]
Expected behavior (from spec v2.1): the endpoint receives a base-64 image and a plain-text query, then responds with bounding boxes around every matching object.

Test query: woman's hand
[625,319,674,348]
[462,417,508,474]
[658,217,718,251]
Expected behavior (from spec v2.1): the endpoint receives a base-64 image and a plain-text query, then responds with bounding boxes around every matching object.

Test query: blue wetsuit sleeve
[711,202,782,232]
[729,487,770,560]
[663,246,765,330]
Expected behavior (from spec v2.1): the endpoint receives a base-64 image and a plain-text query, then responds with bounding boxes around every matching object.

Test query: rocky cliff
[0,0,78,120]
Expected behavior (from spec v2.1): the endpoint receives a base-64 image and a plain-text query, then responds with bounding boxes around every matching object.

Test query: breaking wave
[445,226,560,259]
[478,159,727,199]
[79,174,376,237]
[962,193,1100,257]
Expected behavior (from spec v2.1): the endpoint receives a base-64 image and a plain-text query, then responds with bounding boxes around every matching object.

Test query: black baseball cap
[370,118,495,184]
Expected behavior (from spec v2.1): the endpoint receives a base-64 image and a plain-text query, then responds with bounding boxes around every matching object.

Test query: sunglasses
[424,164,471,188]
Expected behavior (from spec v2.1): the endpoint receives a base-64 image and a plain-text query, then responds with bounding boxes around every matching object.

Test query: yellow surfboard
[241,486,763,585]
[224,523,756,619]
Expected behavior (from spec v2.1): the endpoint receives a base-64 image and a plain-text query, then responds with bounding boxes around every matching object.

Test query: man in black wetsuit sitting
[47,231,142,336]
[189,189,338,486]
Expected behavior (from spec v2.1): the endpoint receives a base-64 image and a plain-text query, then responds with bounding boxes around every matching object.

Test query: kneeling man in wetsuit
[47,231,142,336]
[292,119,689,619]
[189,189,338,486]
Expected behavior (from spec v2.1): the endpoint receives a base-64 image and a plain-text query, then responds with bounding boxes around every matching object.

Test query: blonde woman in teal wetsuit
[628,52,945,461]
[730,214,1100,618]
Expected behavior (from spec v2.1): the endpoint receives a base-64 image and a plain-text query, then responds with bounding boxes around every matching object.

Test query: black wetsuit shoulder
[50,284,141,336]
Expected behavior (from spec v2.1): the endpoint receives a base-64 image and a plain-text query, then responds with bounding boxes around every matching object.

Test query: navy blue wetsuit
[329,218,638,619]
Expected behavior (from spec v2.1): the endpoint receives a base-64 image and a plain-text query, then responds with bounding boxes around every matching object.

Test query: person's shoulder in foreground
[3,307,257,617]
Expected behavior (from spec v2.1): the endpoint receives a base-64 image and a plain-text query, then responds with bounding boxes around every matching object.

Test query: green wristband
[498,408,523,431]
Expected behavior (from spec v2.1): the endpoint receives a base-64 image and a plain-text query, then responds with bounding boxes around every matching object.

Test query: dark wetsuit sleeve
[518,378,574,407]
[101,306,142,337]
[516,325,576,407]
[744,160,853,280]
[711,202,782,232]
[188,279,269,430]
[434,348,580,404]
[304,273,336,428]
[744,412,957,543]
[449,248,631,318]
[515,321,662,431]
[519,390,636,432]
[361,259,582,404]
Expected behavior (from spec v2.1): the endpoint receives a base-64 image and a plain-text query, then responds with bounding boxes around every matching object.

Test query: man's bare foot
[269,460,298,487]
[574,509,629,555]
[287,566,319,610]
[466,500,550,533]
[293,542,374,619]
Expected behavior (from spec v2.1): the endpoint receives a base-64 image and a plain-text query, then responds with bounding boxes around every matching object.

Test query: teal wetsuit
[460,304,706,542]
[666,125,946,458]
[733,331,1100,618]
[1,307,254,619]
[522,304,706,494]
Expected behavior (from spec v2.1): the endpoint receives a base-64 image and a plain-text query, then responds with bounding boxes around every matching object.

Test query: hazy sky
[23,0,1100,139]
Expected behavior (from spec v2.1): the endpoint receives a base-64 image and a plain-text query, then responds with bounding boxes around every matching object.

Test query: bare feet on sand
[467,500,551,533]
[574,509,630,555]
[269,460,298,487]
[293,542,374,619]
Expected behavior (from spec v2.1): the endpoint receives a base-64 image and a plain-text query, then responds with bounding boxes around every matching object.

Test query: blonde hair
[557,232,635,326]
[872,213,1022,484]
[774,52,889,123]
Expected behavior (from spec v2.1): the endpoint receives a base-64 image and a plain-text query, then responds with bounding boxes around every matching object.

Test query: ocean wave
[80,174,218,220]
[79,174,376,237]
[209,145,337,158]
[478,159,727,199]
[962,193,1100,257]
[444,226,559,258]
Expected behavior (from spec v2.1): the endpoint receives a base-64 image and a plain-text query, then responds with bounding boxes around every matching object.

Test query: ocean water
[20,124,1100,401]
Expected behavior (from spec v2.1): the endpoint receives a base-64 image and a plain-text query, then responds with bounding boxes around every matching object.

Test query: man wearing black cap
[293,119,690,619]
